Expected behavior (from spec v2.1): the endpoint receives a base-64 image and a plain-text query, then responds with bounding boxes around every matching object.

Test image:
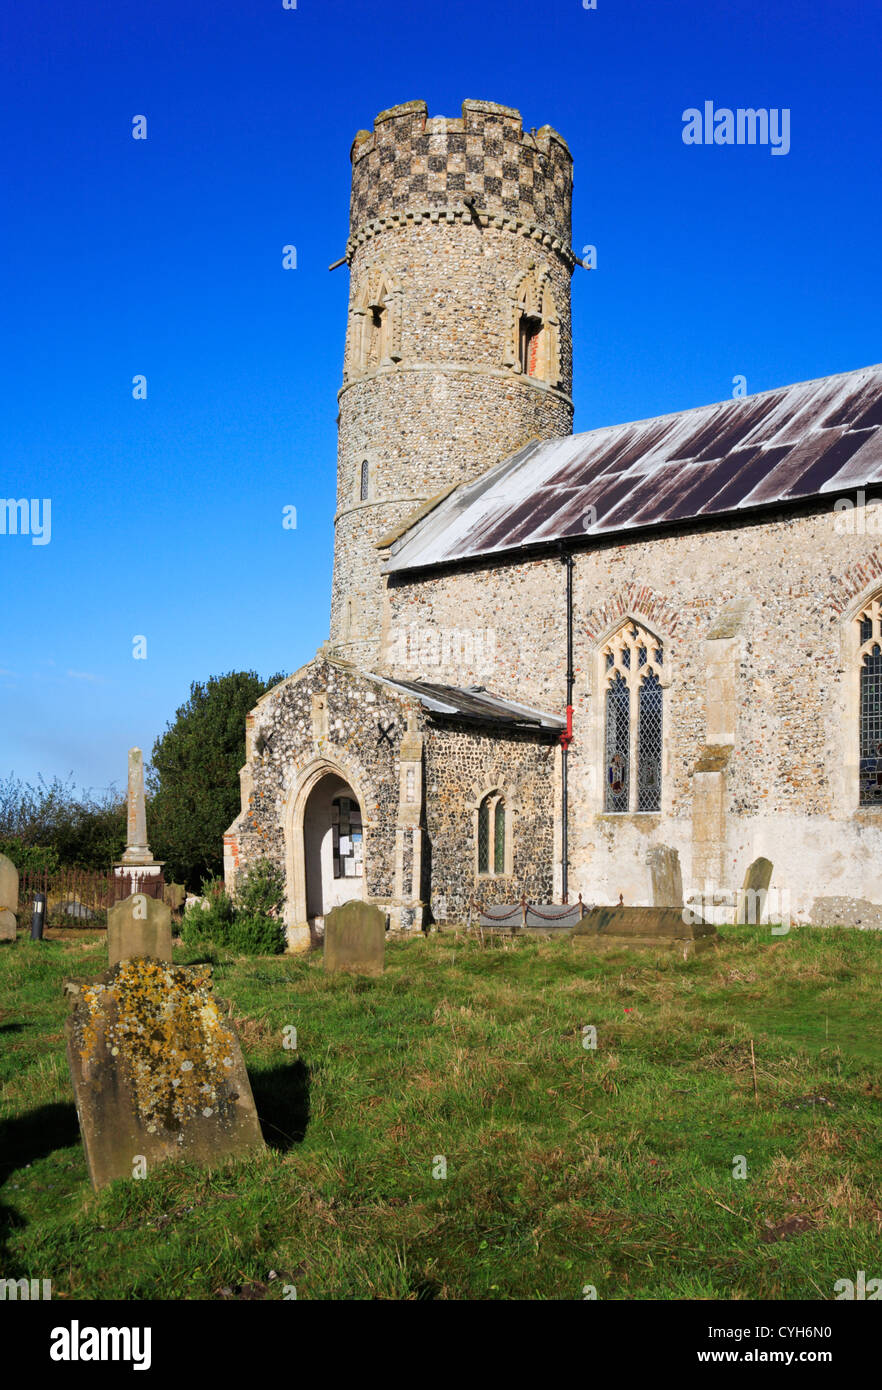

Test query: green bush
[235,858,285,919]
[0,839,60,875]
[179,865,285,955]
[226,912,286,956]
[179,875,236,948]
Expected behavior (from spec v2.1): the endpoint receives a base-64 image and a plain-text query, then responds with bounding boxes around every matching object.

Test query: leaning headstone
[65,958,265,1189]
[646,845,684,908]
[736,857,773,926]
[324,900,385,976]
[573,905,717,959]
[0,853,19,941]
[107,893,173,968]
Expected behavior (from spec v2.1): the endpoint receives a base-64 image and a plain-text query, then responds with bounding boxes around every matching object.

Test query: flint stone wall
[383,502,882,922]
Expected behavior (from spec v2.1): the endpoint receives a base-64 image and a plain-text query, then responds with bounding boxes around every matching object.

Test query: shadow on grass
[251,1059,311,1152]
[0,1101,80,1272]
[0,1101,80,1181]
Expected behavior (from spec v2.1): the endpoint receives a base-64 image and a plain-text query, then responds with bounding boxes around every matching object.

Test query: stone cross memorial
[113,747,164,903]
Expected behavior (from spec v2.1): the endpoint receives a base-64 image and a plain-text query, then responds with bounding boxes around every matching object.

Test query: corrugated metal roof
[382,362,882,574]
[367,674,565,729]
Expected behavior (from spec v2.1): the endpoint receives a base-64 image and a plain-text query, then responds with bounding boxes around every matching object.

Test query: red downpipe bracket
[560,704,574,751]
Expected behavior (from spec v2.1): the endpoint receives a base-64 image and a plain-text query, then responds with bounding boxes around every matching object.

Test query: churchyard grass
[1,924,880,1300]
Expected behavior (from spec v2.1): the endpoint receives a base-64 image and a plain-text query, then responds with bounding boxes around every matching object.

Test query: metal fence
[17,868,113,924]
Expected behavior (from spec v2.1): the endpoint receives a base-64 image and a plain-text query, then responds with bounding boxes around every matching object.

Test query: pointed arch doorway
[303,774,365,925]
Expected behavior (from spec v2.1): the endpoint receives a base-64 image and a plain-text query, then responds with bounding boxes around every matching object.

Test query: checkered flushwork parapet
[349,100,573,246]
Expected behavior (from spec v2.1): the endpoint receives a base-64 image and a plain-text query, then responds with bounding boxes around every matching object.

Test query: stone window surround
[584,612,674,820]
[352,450,380,505]
[503,263,561,387]
[472,785,515,879]
[841,582,882,815]
[346,265,403,381]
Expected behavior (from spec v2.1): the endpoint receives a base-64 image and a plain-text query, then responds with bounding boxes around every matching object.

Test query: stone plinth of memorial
[65,959,265,1189]
[573,905,717,959]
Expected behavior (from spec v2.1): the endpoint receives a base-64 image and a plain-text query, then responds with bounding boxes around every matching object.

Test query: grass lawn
[1,923,880,1300]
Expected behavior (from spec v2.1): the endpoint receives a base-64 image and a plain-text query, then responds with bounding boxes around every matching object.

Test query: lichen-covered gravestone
[65,959,264,1189]
[0,852,19,942]
[324,900,385,976]
[107,893,173,968]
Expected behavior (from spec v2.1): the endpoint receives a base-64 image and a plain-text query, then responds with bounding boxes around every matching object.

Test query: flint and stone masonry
[331,100,575,669]
[227,96,882,940]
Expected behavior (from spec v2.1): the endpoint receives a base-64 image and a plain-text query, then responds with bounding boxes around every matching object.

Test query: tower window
[506,267,561,386]
[518,315,542,376]
[346,265,401,381]
[360,460,369,501]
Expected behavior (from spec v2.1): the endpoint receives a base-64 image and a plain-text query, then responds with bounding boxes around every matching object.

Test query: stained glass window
[478,794,506,875]
[494,799,506,873]
[637,672,663,811]
[602,623,664,813]
[605,672,630,812]
[860,643,882,805]
[477,798,490,873]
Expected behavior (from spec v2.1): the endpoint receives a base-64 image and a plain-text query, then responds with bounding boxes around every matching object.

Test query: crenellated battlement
[348,99,573,248]
[330,98,576,667]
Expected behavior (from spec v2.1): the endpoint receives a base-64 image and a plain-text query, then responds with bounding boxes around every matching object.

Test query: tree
[0,772,125,870]
[147,670,284,890]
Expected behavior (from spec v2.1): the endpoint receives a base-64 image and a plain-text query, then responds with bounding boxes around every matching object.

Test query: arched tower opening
[329,98,577,667]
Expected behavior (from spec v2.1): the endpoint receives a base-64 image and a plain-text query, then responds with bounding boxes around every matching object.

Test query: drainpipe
[559,547,574,903]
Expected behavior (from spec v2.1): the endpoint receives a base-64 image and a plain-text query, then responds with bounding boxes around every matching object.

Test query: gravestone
[573,905,717,959]
[646,845,684,908]
[736,857,773,926]
[324,900,385,976]
[65,959,265,1189]
[0,853,19,941]
[107,893,173,968]
[163,883,187,913]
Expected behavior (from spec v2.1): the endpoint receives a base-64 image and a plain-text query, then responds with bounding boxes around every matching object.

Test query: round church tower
[329,99,576,667]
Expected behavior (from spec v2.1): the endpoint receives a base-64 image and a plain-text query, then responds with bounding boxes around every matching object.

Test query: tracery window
[346,266,402,380]
[477,792,507,875]
[858,597,882,805]
[505,265,561,386]
[603,623,663,813]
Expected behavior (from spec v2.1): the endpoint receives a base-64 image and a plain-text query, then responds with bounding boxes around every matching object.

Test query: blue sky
[1,0,880,792]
